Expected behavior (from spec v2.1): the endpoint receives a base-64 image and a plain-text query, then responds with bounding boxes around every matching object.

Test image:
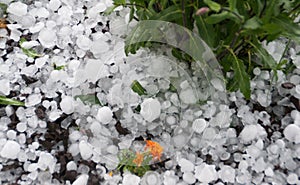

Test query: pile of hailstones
[0,1,300,185]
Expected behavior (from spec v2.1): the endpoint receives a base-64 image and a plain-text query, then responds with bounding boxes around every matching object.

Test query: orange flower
[133,152,144,167]
[108,171,113,176]
[144,140,164,161]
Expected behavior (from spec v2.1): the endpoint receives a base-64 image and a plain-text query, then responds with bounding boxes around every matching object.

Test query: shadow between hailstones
[71,20,227,172]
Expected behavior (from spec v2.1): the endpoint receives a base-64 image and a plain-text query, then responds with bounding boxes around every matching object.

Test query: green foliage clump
[109,0,300,99]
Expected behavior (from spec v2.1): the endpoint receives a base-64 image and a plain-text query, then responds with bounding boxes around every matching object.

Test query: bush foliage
[110,0,300,99]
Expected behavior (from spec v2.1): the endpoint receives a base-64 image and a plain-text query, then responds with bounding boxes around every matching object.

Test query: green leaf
[148,5,182,21]
[228,0,237,11]
[227,49,251,99]
[0,96,25,106]
[131,80,147,96]
[53,63,65,70]
[264,0,280,23]
[243,16,262,30]
[277,59,288,70]
[169,83,177,92]
[129,6,135,22]
[261,23,283,35]
[205,11,229,24]
[0,3,8,15]
[245,0,264,16]
[74,94,102,105]
[233,59,251,99]
[248,39,277,69]
[204,0,221,12]
[271,15,300,44]
[19,38,42,58]
[113,0,126,5]
[194,16,216,47]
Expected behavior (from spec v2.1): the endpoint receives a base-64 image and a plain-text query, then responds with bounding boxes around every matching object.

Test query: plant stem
[279,39,291,63]
[181,0,187,27]
[221,7,243,22]
[217,29,241,61]
[259,0,267,18]
[115,3,146,9]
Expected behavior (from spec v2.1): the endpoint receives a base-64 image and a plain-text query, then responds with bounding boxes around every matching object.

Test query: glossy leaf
[243,16,262,30]
[0,96,25,106]
[19,38,42,58]
[204,0,221,12]
[195,16,216,47]
[148,5,182,21]
[131,80,147,96]
[248,39,277,69]
[74,94,102,105]
[113,0,126,5]
[232,56,251,99]
[205,11,229,24]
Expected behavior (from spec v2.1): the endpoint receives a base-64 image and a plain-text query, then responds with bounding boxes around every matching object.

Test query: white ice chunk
[20,15,35,28]
[87,3,106,18]
[183,172,196,184]
[29,22,44,33]
[25,94,42,107]
[202,127,217,140]
[66,161,77,171]
[48,0,61,11]
[141,171,162,185]
[178,158,194,172]
[16,122,27,132]
[180,88,197,104]
[36,7,49,18]
[90,39,110,56]
[106,145,119,155]
[264,167,274,176]
[0,79,10,95]
[0,140,21,159]
[96,106,113,124]
[20,41,40,49]
[284,124,300,142]
[79,140,93,160]
[287,173,298,184]
[140,98,161,122]
[6,130,17,140]
[60,96,74,114]
[7,2,28,16]
[38,28,57,48]
[147,58,171,77]
[72,174,89,185]
[194,164,218,183]
[84,59,109,83]
[76,35,91,51]
[37,152,56,173]
[192,118,207,134]
[211,78,225,91]
[21,65,38,76]
[253,157,266,173]
[123,173,141,185]
[35,55,48,68]
[239,125,258,142]
[172,134,187,148]
[218,165,235,183]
